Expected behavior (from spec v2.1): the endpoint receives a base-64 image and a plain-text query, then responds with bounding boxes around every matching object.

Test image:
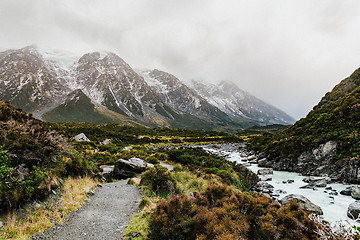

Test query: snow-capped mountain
[191,80,295,125]
[0,46,294,131]
[139,69,232,124]
[0,46,70,112]
[72,52,178,125]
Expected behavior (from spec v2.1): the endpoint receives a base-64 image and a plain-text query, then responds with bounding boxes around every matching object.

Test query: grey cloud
[1,0,360,119]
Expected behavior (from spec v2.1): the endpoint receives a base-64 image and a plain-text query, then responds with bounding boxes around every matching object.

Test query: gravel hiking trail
[33,180,142,240]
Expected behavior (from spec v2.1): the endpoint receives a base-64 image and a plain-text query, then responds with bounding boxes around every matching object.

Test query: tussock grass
[0,176,98,240]
[123,208,152,240]
[172,171,210,194]
[59,176,98,216]
[123,169,212,239]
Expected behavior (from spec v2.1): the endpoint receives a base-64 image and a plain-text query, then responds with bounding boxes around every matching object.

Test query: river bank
[201,143,360,227]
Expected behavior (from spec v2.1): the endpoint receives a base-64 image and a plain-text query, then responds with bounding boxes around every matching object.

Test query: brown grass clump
[148,182,323,240]
[0,176,98,240]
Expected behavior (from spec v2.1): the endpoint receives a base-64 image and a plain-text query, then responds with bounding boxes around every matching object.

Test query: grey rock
[0,221,2,229]
[129,158,148,169]
[258,158,268,167]
[280,194,323,215]
[83,187,90,193]
[262,189,270,194]
[315,179,327,188]
[300,184,315,189]
[255,181,274,193]
[123,146,133,151]
[348,201,360,219]
[260,175,272,181]
[113,158,149,179]
[329,191,338,196]
[312,141,337,160]
[351,186,360,200]
[10,164,28,181]
[73,133,90,142]
[257,168,273,175]
[99,139,111,145]
[271,192,280,197]
[34,203,41,209]
[243,162,251,167]
[274,189,287,195]
[301,178,328,188]
[303,176,324,183]
[340,186,353,196]
[263,193,271,198]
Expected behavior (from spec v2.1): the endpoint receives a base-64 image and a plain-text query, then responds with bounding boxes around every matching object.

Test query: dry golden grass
[0,176,98,240]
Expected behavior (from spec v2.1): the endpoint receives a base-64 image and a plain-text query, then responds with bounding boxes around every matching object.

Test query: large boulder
[255,181,274,193]
[113,158,149,179]
[280,194,323,215]
[340,186,353,196]
[257,158,268,167]
[257,168,273,175]
[348,201,360,220]
[73,133,90,142]
[99,165,115,181]
[351,186,360,200]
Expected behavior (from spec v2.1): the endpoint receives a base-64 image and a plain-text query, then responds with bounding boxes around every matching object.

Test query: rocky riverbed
[202,143,360,226]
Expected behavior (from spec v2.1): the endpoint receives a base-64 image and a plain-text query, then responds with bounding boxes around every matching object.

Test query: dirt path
[33,180,142,240]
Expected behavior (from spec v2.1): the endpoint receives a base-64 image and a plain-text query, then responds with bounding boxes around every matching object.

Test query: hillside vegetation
[249,67,360,161]
[0,101,95,210]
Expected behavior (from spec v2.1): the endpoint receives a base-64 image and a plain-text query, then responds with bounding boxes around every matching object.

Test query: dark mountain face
[0,47,69,112]
[74,52,176,125]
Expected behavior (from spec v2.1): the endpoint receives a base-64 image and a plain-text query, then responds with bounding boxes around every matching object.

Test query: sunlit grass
[0,176,98,240]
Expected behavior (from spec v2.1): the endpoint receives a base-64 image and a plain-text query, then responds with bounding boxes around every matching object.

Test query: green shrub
[146,156,159,165]
[140,165,179,196]
[173,164,182,172]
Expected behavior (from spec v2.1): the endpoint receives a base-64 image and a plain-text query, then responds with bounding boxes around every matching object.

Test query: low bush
[149,183,321,240]
[140,165,179,197]
[146,156,159,165]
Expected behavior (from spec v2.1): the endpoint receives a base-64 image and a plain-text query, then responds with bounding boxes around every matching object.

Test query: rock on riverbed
[280,194,323,215]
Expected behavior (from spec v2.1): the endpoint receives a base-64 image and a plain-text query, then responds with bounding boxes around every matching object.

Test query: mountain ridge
[0,46,294,131]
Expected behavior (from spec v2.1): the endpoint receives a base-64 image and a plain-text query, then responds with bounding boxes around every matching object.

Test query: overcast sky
[1,0,360,120]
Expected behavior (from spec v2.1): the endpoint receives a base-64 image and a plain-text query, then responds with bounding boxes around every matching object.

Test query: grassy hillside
[0,100,95,210]
[248,67,360,160]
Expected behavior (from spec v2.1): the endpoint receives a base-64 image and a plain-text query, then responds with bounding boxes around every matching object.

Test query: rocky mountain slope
[248,67,360,183]
[191,80,295,125]
[0,46,70,113]
[139,69,254,127]
[0,46,293,131]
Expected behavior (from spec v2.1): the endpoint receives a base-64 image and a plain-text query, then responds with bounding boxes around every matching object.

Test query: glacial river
[204,146,360,227]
